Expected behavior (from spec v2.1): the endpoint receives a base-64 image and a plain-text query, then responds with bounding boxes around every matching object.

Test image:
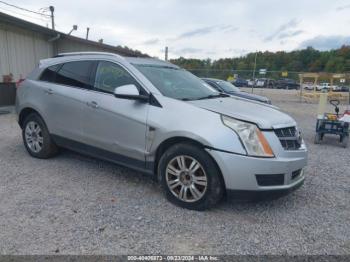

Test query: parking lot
[0,89,349,255]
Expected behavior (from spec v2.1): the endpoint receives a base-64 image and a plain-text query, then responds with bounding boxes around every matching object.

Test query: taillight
[16,78,25,88]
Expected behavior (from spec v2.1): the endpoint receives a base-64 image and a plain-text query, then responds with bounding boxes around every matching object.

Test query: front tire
[158,143,224,210]
[22,113,59,159]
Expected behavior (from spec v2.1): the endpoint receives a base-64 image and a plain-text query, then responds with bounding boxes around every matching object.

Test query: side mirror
[114,84,149,102]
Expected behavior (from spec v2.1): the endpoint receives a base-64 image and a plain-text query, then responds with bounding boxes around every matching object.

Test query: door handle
[87,101,99,109]
[45,88,54,95]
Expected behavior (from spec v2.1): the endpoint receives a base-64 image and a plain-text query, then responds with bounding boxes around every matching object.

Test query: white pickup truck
[316,82,340,91]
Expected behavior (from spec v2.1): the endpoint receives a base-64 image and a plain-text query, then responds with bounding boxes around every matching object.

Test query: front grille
[256,174,285,186]
[274,126,301,150]
[274,126,296,137]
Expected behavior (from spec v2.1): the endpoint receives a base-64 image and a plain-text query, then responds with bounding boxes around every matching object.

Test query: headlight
[221,115,274,157]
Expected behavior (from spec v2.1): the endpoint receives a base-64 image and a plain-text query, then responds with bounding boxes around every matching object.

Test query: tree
[170,46,350,79]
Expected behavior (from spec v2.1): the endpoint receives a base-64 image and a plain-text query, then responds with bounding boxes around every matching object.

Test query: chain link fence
[188,69,301,85]
[185,69,350,104]
[188,69,349,90]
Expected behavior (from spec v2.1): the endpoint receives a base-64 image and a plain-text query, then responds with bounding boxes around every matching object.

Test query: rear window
[216,81,240,92]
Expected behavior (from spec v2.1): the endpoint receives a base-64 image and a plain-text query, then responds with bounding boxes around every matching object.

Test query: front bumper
[206,148,307,192]
[226,179,304,201]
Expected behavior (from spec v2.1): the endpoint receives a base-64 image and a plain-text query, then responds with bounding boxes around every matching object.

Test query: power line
[0,6,49,23]
[0,1,50,17]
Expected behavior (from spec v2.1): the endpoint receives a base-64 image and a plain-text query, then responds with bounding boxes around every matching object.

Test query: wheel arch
[153,136,227,191]
[18,107,44,129]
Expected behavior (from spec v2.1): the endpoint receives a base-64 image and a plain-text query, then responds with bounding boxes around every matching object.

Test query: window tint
[94,61,140,94]
[40,64,60,82]
[55,61,94,89]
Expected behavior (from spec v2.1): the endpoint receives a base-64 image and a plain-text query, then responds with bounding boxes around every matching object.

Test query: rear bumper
[206,148,307,192]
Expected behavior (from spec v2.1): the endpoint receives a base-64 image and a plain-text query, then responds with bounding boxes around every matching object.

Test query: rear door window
[39,64,60,82]
[54,61,95,89]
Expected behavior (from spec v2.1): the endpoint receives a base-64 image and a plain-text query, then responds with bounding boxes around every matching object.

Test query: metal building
[0,11,144,82]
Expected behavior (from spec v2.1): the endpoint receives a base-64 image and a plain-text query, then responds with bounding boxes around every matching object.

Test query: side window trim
[39,59,149,95]
[88,61,98,89]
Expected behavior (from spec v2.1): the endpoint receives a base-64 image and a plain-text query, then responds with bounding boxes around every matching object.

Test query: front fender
[146,96,247,161]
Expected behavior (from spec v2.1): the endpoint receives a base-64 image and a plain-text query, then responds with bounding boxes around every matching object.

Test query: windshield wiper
[195,93,229,100]
[180,93,229,101]
[180,98,193,101]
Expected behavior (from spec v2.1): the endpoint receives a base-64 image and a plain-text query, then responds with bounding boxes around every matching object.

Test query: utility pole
[49,6,55,30]
[165,46,168,61]
[86,27,90,40]
[251,51,257,93]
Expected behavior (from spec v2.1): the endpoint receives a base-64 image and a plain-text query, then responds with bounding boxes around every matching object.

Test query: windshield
[216,81,240,93]
[134,64,219,100]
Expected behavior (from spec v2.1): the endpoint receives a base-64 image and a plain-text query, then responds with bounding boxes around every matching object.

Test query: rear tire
[22,113,59,159]
[341,135,348,148]
[314,133,322,144]
[158,143,224,211]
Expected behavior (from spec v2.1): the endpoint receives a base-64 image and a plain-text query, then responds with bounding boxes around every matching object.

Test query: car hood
[189,97,296,129]
[229,95,279,110]
[240,92,269,102]
[232,91,269,102]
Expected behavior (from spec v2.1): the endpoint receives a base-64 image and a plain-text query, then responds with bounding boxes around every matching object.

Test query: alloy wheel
[25,121,43,153]
[165,155,208,202]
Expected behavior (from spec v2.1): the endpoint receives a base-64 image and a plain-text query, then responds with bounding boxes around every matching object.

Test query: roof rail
[54,52,124,59]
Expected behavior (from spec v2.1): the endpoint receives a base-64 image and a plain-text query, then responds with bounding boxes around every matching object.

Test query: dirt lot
[0,90,349,255]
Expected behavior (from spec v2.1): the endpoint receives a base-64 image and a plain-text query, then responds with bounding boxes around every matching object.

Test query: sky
[1,0,350,59]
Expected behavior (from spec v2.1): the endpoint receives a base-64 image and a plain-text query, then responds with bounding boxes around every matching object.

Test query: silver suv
[16,52,307,210]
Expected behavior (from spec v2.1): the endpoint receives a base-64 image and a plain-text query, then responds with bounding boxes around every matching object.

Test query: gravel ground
[0,90,349,255]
